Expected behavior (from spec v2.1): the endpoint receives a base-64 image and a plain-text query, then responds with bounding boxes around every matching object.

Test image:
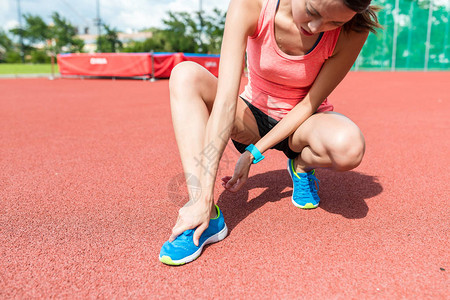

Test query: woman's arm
[196,0,261,197]
[253,29,369,154]
[170,0,261,244]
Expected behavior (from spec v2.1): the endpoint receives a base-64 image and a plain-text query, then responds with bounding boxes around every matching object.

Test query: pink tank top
[241,0,340,121]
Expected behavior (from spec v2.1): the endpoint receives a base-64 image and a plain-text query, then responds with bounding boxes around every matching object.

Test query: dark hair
[343,0,382,34]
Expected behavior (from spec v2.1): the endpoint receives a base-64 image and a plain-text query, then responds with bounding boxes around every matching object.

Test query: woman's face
[292,0,356,35]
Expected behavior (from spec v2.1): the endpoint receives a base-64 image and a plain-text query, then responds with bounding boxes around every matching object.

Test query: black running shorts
[231,97,301,159]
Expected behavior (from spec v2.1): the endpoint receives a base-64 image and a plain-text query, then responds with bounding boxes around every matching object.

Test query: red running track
[0,73,449,298]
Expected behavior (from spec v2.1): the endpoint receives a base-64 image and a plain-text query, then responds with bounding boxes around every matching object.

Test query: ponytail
[343,5,382,34]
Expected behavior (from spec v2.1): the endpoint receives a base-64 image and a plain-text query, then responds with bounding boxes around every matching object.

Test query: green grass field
[0,64,59,75]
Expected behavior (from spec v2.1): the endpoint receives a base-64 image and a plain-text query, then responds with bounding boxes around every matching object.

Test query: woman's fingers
[168,202,212,243]
[169,224,185,242]
[170,218,209,246]
[221,176,232,184]
[230,177,246,192]
[225,175,247,192]
[221,176,230,188]
[225,174,238,190]
[169,212,187,241]
[193,222,209,247]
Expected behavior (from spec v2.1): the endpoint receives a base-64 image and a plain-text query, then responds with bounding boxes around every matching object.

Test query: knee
[169,62,202,97]
[331,129,365,171]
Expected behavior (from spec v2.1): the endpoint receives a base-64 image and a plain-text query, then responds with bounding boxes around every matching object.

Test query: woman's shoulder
[229,0,263,11]
[227,0,264,36]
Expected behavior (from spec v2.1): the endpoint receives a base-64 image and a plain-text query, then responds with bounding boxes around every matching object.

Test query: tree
[0,30,13,51]
[8,12,84,60]
[97,24,122,53]
[160,9,226,53]
[0,30,14,62]
[202,9,226,54]
[50,12,84,53]
[161,11,199,53]
[122,29,170,53]
[9,14,50,46]
[123,8,227,54]
[8,14,50,62]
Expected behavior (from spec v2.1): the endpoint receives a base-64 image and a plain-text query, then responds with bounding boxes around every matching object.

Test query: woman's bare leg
[288,111,365,172]
[169,62,259,215]
[169,62,218,213]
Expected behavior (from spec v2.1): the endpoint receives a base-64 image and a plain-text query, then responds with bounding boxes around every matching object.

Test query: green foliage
[9,14,50,45]
[50,12,84,53]
[4,51,22,63]
[97,24,123,53]
[0,30,14,51]
[0,30,14,62]
[202,9,226,54]
[122,29,169,52]
[30,49,51,63]
[7,11,83,61]
[161,11,200,53]
[122,9,226,54]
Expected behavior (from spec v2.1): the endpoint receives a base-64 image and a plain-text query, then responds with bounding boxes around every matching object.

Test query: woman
[159,0,380,265]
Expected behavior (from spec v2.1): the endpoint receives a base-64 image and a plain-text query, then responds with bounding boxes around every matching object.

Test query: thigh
[289,111,365,155]
[171,62,260,145]
[230,99,261,145]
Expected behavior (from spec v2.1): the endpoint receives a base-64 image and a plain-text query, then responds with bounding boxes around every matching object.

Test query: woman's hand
[169,200,213,246]
[221,151,253,192]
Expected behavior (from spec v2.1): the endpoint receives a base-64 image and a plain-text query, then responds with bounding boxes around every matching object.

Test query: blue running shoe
[159,205,228,266]
[287,159,320,209]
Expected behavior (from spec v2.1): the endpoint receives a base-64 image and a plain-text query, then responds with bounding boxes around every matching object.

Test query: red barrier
[183,54,220,77]
[57,52,220,78]
[152,53,184,78]
[57,53,152,77]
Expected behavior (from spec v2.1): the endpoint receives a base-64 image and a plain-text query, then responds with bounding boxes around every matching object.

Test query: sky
[0,0,231,34]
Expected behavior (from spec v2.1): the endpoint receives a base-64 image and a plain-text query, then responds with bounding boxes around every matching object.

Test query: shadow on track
[217,169,382,233]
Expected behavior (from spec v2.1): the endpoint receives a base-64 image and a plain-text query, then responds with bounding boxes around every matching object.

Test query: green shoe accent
[301,203,318,209]
[210,204,220,220]
[159,255,186,266]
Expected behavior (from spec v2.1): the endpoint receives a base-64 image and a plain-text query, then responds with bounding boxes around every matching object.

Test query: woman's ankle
[210,204,218,219]
[294,156,312,174]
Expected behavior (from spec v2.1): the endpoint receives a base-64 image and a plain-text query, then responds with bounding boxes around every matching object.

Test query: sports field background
[1,0,448,75]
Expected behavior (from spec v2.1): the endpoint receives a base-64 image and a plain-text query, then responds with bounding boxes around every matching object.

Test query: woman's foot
[159,205,228,265]
[287,159,320,209]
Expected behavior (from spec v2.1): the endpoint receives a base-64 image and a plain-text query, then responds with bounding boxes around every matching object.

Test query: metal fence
[354,0,449,70]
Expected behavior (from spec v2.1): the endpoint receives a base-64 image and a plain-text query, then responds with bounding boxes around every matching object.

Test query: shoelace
[308,172,320,193]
